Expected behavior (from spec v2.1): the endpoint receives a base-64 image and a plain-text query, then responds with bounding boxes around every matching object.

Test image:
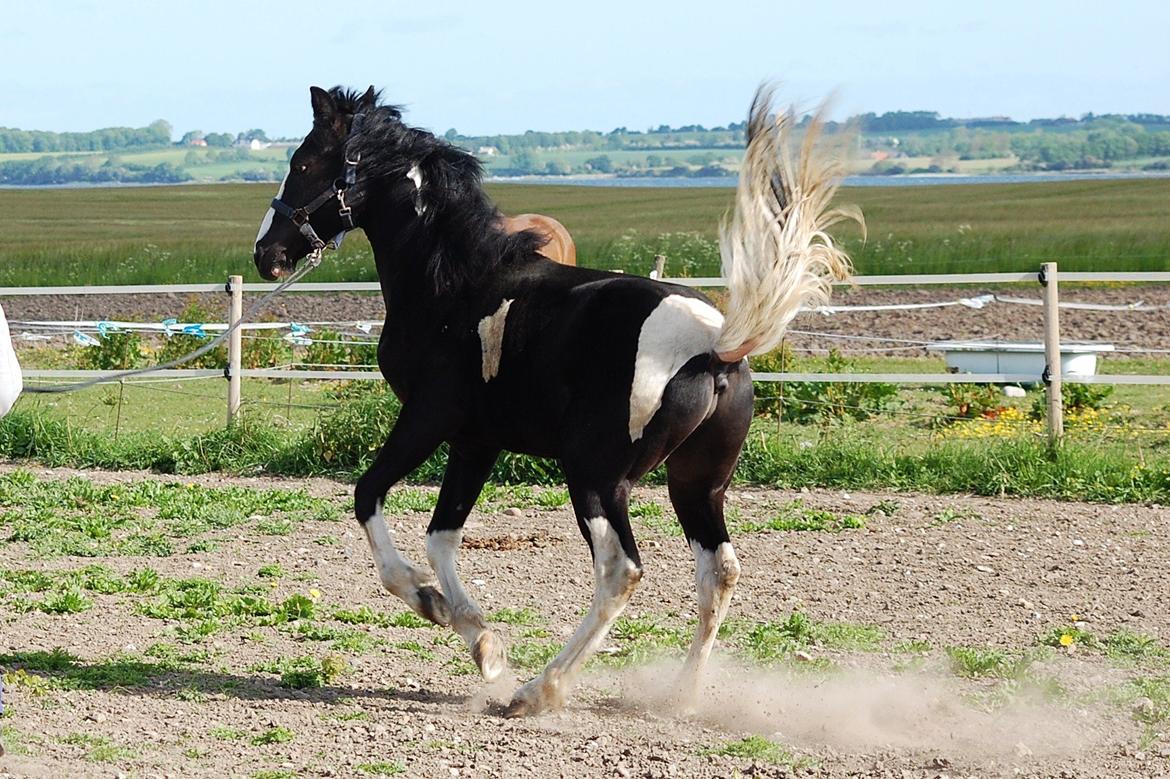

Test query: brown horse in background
[500,213,576,266]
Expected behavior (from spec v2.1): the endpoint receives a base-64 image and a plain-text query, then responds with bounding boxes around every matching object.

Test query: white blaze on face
[477,298,514,382]
[628,295,724,441]
[0,303,22,417]
[254,172,290,249]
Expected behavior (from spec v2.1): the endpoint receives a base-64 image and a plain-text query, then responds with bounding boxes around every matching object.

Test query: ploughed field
[2,466,1168,778]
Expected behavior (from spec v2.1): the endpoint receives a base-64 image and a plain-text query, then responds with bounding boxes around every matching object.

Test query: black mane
[336,88,546,293]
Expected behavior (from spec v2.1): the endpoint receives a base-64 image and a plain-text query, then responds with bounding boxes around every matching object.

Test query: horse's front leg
[355,400,456,626]
[425,444,507,681]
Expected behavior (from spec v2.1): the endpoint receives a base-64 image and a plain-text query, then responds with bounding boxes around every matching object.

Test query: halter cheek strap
[269,113,366,256]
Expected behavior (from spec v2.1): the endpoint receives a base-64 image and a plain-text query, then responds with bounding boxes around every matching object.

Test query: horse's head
[253,85,380,280]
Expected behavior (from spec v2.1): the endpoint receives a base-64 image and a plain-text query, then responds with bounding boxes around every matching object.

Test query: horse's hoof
[473,631,507,682]
[502,694,542,718]
[415,585,452,627]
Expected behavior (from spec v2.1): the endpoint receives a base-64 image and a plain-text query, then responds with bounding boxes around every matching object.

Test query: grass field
[1,179,1168,286]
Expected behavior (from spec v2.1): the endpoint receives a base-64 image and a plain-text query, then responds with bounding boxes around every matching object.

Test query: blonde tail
[714,84,863,362]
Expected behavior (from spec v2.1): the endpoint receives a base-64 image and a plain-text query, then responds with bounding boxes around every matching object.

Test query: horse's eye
[296,163,309,174]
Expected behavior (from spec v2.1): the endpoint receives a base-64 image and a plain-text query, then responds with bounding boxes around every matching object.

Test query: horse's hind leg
[425,444,507,681]
[666,366,752,703]
[504,480,642,717]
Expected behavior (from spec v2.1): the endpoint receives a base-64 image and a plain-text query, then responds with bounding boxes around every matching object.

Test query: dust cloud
[604,658,1116,760]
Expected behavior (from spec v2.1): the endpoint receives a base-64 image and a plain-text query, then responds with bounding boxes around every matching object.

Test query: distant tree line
[0,120,172,153]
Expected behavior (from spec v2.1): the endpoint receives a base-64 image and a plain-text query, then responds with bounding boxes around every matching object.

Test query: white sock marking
[477,298,514,382]
[254,172,289,248]
[684,539,740,677]
[628,295,724,441]
[362,501,426,598]
[514,517,639,708]
[426,528,485,644]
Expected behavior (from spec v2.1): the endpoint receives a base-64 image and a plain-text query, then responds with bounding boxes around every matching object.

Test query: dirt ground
[4,284,1168,357]
[2,465,1169,778]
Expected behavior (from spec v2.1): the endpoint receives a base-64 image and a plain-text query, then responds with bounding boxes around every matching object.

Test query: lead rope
[25,252,326,394]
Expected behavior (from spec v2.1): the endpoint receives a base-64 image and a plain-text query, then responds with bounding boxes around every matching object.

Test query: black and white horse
[253,84,858,716]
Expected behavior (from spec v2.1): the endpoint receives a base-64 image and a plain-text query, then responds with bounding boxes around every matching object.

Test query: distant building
[187,138,207,147]
[477,146,499,157]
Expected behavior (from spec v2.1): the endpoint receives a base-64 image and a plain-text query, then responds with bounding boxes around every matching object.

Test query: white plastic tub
[926,340,1114,380]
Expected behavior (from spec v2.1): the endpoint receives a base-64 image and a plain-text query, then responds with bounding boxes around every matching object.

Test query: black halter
[270,113,366,255]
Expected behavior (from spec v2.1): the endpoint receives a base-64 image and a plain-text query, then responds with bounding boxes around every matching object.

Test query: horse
[0,303,22,417]
[253,83,859,717]
[502,214,576,266]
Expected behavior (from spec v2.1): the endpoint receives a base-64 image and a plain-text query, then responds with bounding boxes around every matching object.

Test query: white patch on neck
[407,164,425,215]
[0,303,23,417]
[254,172,289,248]
[477,298,514,382]
[628,295,723,441]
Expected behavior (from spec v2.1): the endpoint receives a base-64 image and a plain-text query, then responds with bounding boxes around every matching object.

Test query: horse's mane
[333,87,546,294]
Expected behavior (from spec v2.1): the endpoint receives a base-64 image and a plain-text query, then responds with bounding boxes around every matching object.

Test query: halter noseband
[270,113,366,259]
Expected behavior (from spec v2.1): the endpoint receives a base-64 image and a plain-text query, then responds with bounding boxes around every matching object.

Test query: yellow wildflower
[1059,633,1074,647]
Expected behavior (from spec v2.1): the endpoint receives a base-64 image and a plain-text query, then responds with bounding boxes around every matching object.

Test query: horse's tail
[714,84,863,363]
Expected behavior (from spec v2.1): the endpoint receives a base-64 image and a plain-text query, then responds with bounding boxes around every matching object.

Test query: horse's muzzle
[254,244,291,281]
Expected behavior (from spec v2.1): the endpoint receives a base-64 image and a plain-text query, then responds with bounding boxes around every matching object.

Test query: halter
[269,113,366,261]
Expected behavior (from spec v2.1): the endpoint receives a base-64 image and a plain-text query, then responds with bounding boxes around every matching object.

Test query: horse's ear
[309,86,336,123]
[359,85,378,111]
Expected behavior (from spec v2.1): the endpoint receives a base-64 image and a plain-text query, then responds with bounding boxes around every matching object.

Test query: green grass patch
[0,468,337,557]
[62,732,138,763]
[210,725,247,741]
[508,641,561,671]
[251,726,295,746]
[251,655,348,689]
[945,646,1038,679]
[721,612,883,664]
[356,762,406,776]
[488,607,541,626]
[333,605,392,627]
[732,499,866,533]
[1,648,166,690]
[702,735,808,767]
[387,611,432,629]
[600,615,689,667]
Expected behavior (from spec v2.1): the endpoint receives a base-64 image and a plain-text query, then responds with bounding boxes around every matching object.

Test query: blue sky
[2,0,1167,138]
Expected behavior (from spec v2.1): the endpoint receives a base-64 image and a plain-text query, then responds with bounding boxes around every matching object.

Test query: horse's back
[0,303,23,416]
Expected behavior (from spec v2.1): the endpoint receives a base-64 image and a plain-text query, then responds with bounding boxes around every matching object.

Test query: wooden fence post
[226,275,243,425]
[653,254,666,279]
[1041,262,1063,446]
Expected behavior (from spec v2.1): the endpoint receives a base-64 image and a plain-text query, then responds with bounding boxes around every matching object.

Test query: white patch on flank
[0,303,23,417]
[511,517,640,710]
[477,299,514,382]
[254,172,289,248]
[407,164,426,215]
[628,295,724,442]
[362,501,427,600]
